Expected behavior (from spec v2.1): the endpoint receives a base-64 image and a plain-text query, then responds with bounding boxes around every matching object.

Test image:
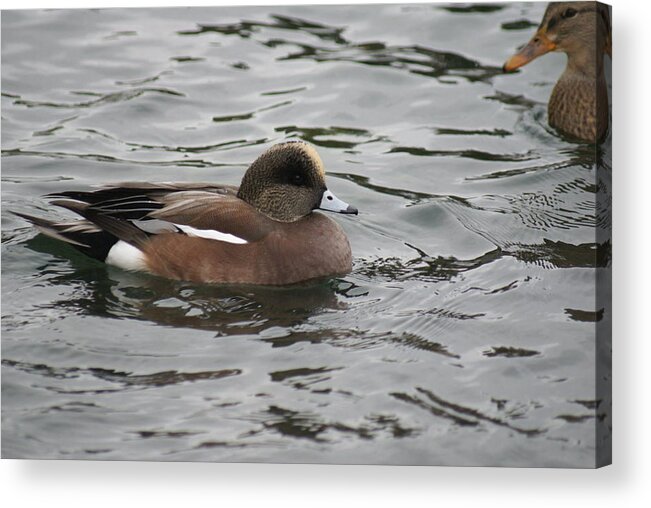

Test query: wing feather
[48,182,271,246]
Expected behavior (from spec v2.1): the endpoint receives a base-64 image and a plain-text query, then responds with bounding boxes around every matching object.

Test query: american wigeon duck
[14,141,358,285]
[503,2,611,142]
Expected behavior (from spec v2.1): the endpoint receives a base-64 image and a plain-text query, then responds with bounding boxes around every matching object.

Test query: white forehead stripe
[300,143,325,178]
[174,224,248,244]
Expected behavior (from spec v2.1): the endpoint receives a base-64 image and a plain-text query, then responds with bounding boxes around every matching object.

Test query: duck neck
[549,51,608,142]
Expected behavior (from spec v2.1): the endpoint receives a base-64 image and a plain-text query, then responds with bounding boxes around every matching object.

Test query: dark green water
[1,3,611,466]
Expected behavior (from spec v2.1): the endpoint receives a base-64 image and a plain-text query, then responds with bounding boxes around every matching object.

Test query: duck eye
[291,173,304,185]
[562,7,577,19]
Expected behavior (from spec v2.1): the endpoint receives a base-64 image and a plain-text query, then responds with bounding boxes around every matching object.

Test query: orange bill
[503,30,557,72]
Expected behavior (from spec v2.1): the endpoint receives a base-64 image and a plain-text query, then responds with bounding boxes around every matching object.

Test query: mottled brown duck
[503,2,611,142]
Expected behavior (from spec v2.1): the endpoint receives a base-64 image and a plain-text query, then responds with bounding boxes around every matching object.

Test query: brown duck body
[141,194,352,285]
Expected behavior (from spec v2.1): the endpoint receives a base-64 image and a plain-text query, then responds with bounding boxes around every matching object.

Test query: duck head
[237,141,358,223]
[503,2,611,73]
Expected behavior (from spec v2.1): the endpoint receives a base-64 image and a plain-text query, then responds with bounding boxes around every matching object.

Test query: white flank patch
[106,240,147,272]
[174,224,248,244]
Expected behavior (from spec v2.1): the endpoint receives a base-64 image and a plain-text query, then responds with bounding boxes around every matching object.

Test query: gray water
[1,3,611,467]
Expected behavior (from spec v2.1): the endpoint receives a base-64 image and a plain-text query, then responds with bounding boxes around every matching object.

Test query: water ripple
[11,87,184,109]
[178,14,502,83]
[392,387,543,436]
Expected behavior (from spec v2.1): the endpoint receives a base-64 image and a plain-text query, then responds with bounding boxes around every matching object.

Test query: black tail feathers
[11,211,118,262]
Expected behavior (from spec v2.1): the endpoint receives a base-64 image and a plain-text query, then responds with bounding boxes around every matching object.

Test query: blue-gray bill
[318,189,358,215]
